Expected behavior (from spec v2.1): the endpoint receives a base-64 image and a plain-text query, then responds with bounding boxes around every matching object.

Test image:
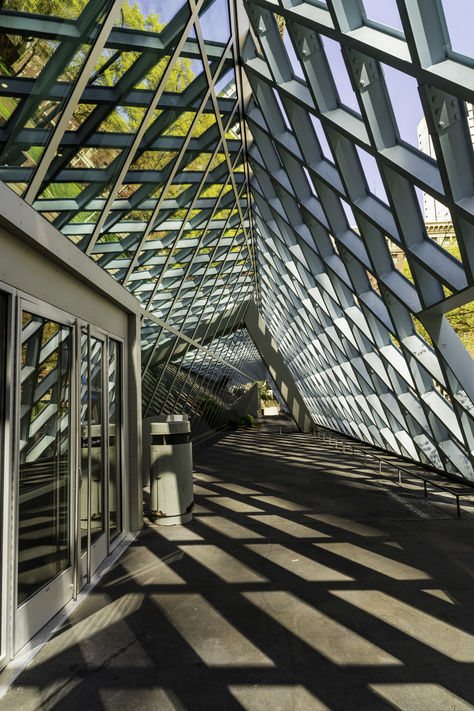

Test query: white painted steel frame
[241,0,474,480]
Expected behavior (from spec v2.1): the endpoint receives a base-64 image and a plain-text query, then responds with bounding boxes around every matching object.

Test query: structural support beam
[245,300,313,433]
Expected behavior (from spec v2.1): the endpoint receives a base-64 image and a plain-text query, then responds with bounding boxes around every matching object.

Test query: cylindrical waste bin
[149,415,193,525]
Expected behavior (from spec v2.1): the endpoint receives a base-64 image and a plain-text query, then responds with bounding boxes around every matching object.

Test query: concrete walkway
[2,419,474,710]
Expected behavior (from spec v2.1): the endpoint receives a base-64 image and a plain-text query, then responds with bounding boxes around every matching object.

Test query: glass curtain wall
[142,322,265,438]
[80,332,105,551]
[0,292,7,648]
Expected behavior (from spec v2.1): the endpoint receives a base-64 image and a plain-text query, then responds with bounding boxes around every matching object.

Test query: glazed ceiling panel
[242,0,474,480]
[0,0,256,328]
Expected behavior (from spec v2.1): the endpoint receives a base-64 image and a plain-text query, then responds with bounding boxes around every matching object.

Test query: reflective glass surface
[80,333,104,550]
[108,339,121,542]
[18,312,71,606]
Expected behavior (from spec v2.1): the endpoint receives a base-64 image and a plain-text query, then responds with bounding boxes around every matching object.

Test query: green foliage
[240,414,255,428]
[258,380,271,402]
[401,241,474,357]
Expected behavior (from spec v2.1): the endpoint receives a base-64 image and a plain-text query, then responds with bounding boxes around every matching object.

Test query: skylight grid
[0,0,255,378]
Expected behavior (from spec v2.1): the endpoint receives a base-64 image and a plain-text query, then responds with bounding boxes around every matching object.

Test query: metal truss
[242,0,474,480]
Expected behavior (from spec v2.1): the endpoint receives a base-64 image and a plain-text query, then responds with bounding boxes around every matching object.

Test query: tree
[402,241,474,357]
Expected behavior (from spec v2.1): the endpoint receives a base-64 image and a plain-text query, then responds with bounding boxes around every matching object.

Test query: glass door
[108,339,122,544]
[0,291,8,665]
[14,311,124,650]
[80,328,107,583]
[15,307,73,651]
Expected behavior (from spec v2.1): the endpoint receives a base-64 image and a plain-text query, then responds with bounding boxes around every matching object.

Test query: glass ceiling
[0,0,255,333]
[0,0,473,479]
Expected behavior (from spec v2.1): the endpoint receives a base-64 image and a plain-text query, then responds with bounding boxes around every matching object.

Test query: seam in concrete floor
[0,532,138,701]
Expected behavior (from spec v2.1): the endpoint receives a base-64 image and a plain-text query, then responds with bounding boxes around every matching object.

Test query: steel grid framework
[0,0,256,335]
[242,0,474,479]
[0,0,263,427]
[0,0,473,478]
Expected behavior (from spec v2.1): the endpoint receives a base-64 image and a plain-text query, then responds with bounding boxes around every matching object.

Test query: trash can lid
[150,420,190,435]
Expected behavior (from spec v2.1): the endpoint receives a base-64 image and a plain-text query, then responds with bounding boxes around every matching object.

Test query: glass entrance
[15,310,124,652]
[108,340,122,543]
[15,309,74,651]
[80,331,105,558]
[17,311,72,606]
[79,331,123,584]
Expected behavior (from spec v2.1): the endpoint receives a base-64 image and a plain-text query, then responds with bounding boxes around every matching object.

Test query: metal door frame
[14,296,76,654]
[76,325,126,594]
[10,297,127,655]
[0,281,16,669]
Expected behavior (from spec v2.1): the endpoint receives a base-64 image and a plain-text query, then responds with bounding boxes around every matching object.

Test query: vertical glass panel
[0,293,6,646]
[199,0,230,45]
[381,63,424,147]
[18,312,71,606]
[321,36,360,113]
[80,333,104,551]
[362,0,403,32]
[108,340,121,542]
[440,0,473,60]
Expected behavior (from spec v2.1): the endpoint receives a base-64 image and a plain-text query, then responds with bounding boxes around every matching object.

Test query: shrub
[240,414,255,428]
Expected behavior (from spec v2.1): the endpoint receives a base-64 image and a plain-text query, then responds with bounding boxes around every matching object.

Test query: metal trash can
[149,415,193,525]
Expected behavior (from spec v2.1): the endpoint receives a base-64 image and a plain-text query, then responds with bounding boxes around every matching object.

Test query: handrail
[313,426,468,518]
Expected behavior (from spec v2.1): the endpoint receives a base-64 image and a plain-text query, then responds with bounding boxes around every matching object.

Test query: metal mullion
[177,282,250,415]
[24,0,125,204]
[86,326,92,585]
[192,9,256,281]
[157,175,240,329]
[230,0,261,309]
[163,277,250,411]
[140,307,252,380]
[99,69,228,238]
[142,323,165,378]
[83,0,206,255]
[187,297,250,432]
[142,333,181,418]
[228,22,260,293]
[72,321,81,600]
[1,0,113,162]
[50,5,212,231]
[180,258,252,415]
[206,324,250,413]
[128,115,228,292]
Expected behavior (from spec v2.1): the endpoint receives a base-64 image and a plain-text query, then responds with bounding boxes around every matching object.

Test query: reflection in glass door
[80,331,105,564]
[108,340,121,542]
[0,292,7,658]
[17,312,71,605]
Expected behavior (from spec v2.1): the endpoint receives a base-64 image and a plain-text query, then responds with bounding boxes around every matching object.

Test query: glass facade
[0,0,472,486]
